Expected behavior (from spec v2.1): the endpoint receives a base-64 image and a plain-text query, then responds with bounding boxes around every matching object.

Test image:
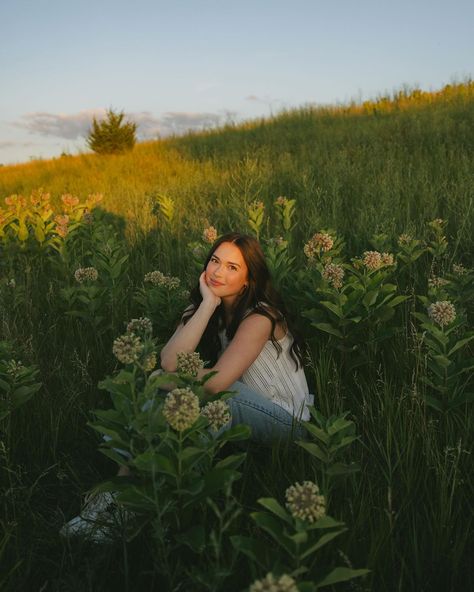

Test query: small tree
[87,108,137,155]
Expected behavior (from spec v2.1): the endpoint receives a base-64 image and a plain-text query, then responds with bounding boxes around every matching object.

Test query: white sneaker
[60,491,129,543]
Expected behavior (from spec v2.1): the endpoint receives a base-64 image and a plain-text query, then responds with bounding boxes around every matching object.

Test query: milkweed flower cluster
[304,232,334,260]
[249,573,298,592]
[398,233,413,245]
[285,480,326,523]
[142,352,157,372]
[126,317,153,336]
[74,267,99,283]
[163,387,200,431]
[61,194,80,209]
[275,196,289,206]
[322,262,345,289]
[381,252,395,266]
[176,351,204,376]
[5,360,25,379]
[55,213,70,238]
[202,225,218,244]
[427,301,456,327]
[201,400,231,431]
[362,250,382,270]
[452,263,467,275]
[144,270,181,289]
[112,333,144,364]
[428,276,449,289]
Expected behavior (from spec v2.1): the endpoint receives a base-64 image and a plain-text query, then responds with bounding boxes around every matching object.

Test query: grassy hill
[1,81,473,258]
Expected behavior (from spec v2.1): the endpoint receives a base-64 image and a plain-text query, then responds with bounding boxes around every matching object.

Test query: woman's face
[205,242,249,306]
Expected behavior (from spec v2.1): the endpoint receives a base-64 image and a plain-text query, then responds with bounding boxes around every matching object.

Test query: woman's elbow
[160,352,176,372]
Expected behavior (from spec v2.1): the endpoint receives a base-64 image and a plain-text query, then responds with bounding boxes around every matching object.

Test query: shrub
[87,108,137,155]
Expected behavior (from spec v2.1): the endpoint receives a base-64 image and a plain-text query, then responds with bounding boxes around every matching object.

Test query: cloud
[13,109,228,141]
[14,109,105,140]
[0,140,38,149]
[245,95,260,101]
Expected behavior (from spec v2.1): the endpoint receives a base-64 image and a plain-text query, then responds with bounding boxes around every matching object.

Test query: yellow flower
[285,480,326,523]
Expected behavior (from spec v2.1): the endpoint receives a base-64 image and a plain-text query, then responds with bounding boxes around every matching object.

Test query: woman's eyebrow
[213,254,241,268]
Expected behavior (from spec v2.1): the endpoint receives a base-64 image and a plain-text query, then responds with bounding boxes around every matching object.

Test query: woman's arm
[197,313,273,395]
[160,272,220,371]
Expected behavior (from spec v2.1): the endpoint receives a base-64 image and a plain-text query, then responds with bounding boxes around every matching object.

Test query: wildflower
[304,233,334,260]
[452,263,467,275]
[201,400,231,431]
[427,301,456,327]
[249,573,298,592]
[55,214,69,226]
[322,262,344,289]
[126,317,153,336]
[61,194,80,209]
[363,250,382,270]
[202,225,218,244]
[163,387,200,431]
[6,279,16,288]
[180,289,191,300]
[275,196,288,206]
[112,333,144,364]
[144,270,181,289]
[5,360,25,379]
[142,352,157,372]
[5,195,27,209]
[428,276,449,289]
[398,233,413,245]
[285,480,326,523]
[74,267,99,283]
[176,351,204,376]
[86,193,103,208]
[82,209,94,224]
[429,218,445,228]
[56,225,69,238]
[381,252,394,266]
[250,200,264,211]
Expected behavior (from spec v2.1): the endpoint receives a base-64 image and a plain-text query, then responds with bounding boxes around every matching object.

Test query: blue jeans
[222,381,306,442]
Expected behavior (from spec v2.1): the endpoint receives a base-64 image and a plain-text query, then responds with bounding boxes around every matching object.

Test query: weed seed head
[163,387,200,431]
[285,480,326,523]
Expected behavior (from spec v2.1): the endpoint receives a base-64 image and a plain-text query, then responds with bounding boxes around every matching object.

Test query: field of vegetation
[0,82,473,591]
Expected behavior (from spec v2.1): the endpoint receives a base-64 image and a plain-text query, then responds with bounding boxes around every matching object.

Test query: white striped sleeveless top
[218,326,313,421]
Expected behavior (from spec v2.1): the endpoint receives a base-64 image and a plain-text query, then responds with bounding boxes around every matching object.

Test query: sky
[1,0,473,165]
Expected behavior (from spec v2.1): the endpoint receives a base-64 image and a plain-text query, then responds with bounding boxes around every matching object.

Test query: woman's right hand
[199,271,221,308]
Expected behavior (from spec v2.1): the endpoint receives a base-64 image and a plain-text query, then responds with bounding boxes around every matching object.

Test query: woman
[160,231,313,440]
[61,232,312,541]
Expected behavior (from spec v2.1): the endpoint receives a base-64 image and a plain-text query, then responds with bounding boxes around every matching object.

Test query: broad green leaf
[297,441,329,463]
[315,567,370,588]
[300,529,346,559]
[319,301,344,318]
[313,323,343,338]
[448,335,474,356]
[257,498,292,524]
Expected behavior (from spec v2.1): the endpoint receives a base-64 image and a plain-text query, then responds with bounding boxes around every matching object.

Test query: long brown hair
[183,232,304,369]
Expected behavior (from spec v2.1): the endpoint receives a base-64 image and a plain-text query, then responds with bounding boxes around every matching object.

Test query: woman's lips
[209,278,224,287]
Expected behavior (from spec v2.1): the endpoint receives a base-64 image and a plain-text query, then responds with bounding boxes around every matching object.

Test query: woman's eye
[229,265,237,271]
